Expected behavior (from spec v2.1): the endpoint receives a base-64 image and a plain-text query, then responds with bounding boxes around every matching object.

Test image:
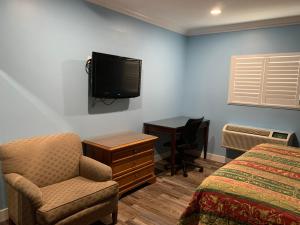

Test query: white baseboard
[154,151,226,163]
[0,208,8,222]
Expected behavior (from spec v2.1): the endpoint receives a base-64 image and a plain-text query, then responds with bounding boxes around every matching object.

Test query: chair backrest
[0,133,82,187]
[181,118,204,145]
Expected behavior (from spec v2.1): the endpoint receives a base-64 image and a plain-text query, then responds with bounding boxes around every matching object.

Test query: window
[228,53,300,109]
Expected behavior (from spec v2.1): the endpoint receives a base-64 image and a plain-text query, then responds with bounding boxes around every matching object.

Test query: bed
[179,143,300,225]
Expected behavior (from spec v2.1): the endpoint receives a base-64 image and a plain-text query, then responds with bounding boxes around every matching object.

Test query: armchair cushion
[80,156,112,182]
[4,173,43,208]
[36,176,118,225]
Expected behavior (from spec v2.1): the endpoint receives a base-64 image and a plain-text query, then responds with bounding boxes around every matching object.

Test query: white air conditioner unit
[222,124,294,151]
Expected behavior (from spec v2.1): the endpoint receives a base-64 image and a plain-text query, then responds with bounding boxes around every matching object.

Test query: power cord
[91,98,117,106]
[86,57,117,106]
[85,58,92,75]
[100,98,117,105]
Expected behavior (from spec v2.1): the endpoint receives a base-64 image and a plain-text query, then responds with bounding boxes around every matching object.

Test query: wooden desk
[83,131,158,196]
[143,117,210,176]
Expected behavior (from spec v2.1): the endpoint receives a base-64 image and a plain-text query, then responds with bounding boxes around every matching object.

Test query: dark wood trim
[143,124,178,133]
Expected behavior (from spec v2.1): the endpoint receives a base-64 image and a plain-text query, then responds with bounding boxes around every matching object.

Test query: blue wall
[0,0,186,209]
[183,25,300,157]
[1,0,300,211]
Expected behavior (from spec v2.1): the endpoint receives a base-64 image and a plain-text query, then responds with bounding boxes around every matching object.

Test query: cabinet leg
[9,219,15,225]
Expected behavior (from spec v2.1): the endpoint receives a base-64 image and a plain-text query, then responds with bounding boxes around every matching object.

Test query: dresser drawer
[135,164,154,178]
[112,149,154,176]
[112,149,134,162]
[112,142,154,162]
[115,171,136,187]
[134,149,154,167]
[132,142,154,154]
[112,160,135,175]
[114,164,154,188]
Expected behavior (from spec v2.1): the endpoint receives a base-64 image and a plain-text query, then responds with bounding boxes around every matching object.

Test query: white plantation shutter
[263,55,300,107]
[229,53,300,109]
[229,56,265,104]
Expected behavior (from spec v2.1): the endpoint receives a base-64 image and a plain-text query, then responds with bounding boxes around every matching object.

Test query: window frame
[228,52,300,110]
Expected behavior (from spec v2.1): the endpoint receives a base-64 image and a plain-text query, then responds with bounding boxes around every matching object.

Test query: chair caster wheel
[183,173,188,177]
[199,167,203,172]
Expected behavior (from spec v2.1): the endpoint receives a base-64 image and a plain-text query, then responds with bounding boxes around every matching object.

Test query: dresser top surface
[83,131,158,150]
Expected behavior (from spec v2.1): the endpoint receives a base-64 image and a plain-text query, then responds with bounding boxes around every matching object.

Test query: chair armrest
[4,173,43,208]
[80,156,112,182]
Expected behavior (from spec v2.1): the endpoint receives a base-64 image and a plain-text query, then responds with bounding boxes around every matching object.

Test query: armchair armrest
[80,156,112,182]
[4,173,43,208]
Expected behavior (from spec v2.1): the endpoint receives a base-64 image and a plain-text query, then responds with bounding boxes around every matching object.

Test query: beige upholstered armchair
[0,133,118,225]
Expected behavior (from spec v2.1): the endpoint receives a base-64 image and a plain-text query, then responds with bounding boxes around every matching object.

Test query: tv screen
[91,52,141,98]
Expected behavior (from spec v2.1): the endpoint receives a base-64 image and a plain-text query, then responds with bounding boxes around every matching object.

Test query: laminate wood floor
[0,158,223,225]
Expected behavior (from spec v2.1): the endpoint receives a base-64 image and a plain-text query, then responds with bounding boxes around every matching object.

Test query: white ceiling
[87,0,300,35]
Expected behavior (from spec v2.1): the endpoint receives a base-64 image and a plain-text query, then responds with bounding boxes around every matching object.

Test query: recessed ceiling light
[211,8,221,16]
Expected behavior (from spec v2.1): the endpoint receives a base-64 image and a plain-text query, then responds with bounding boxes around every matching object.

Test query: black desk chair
[165,117,204,177]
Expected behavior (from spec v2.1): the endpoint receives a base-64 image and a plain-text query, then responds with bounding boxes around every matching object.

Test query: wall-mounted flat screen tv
[91,52,142,98]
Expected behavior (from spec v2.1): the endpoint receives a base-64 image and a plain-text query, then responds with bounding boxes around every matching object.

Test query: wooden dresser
[83,131,158,196]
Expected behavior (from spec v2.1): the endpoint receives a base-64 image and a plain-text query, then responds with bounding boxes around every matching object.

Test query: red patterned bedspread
[179,144,300,225]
